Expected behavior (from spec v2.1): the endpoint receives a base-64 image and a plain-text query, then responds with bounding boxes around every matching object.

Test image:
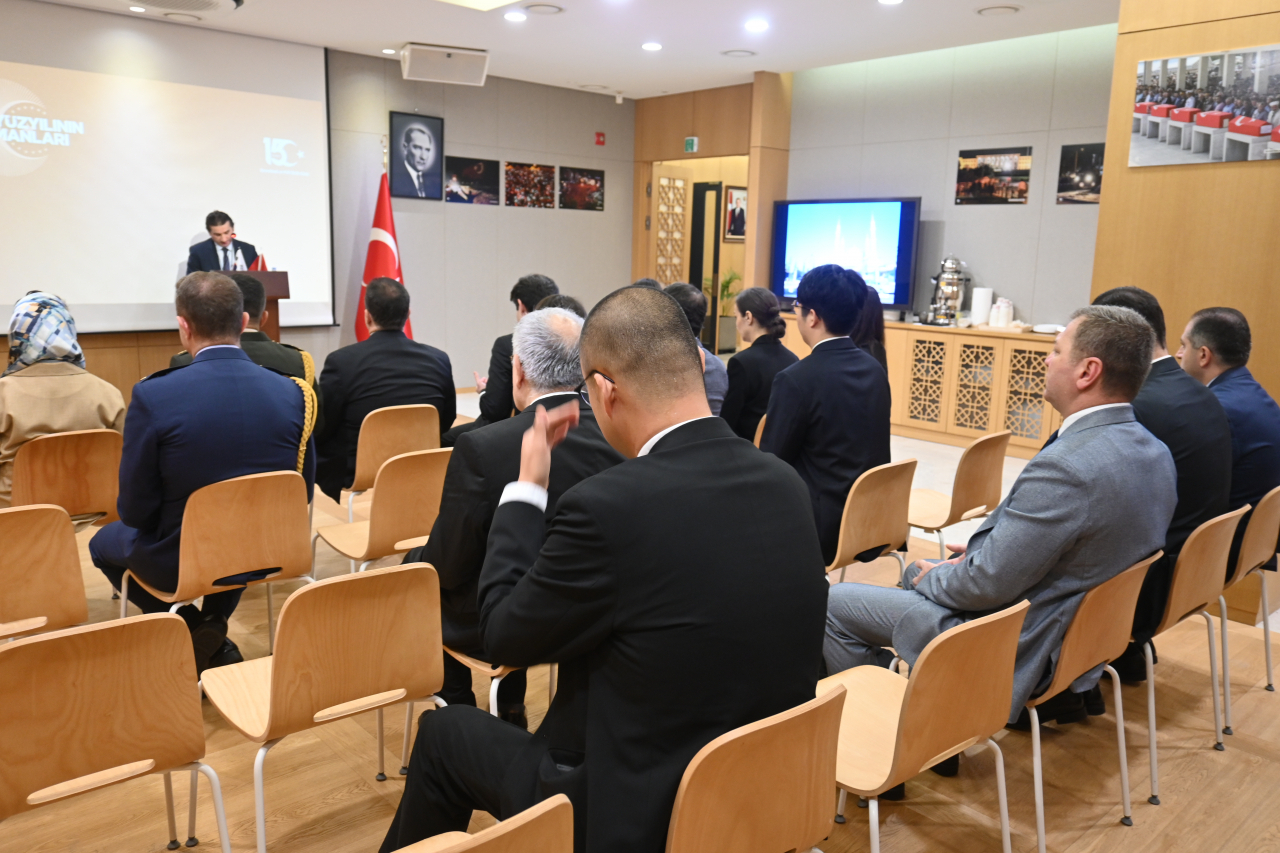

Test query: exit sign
[684,136,699,153]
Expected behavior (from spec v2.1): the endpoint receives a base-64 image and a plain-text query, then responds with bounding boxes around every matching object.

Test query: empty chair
[0,505,86,640]
[393,794,572,853]
[826,459,916,585]
[1025,554,1160,853]
[10,428,122,526]
[344,404,440,522]
[908,430,1011,559]
[201,563,445,853]
[820,600,1030,853]
[0,614,231,852]
[665,686,846,853]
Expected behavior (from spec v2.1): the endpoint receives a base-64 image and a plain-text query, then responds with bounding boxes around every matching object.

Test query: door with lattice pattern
[1000,342,1059,449]
[902,331,956,433]
[647,166,692,286]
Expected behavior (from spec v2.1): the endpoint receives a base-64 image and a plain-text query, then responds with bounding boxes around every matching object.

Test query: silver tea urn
[924,256,972,326]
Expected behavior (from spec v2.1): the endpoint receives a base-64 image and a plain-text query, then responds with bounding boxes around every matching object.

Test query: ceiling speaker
[399,44,489,87]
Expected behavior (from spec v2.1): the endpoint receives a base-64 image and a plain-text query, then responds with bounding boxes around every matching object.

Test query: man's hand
[518,401,581,489]
[473,371,488,393]
[911,548,966,582]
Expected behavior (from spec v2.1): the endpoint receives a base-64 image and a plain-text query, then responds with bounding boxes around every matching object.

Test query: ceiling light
[744,18,769,32]
[129,5,145,10]
[381,48,397,54]
[523,3,563,13]
[721,49,756,58]
[504,10,527,20]
[579,84,609,90]
[977,4,1022,14]
[642,42,662,51]
[879,0,904,5]
[164,11,200,19]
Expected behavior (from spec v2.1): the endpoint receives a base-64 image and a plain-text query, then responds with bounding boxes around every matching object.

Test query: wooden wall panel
[635,91,694,163]
[79,331,181,404]
[633,85,752,162]
[743,72,792,293]
[631,161,653,282]
[1120,0,1280,33]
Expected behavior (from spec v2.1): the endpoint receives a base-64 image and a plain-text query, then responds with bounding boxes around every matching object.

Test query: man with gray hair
[403,307,623,726]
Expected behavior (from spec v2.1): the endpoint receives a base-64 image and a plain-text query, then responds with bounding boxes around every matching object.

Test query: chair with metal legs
[0,505,87,641]
[908,430,1011,559]
[342,404,440,524]
[825,459,917,586]
[0,614,231,853]
[395,793,573,853]
[820,599,1030,853]
[1024,553,1160,853]
[11,428,123,527]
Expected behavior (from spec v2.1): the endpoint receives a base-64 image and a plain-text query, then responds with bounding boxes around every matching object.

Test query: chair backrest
[10,429,122,523]
[1158,505,1251,633]
[350,404,441,492]
[0,505,86,639]
[174,471,312,602]
[828,459,918,571]
[264,563,444,741]
[365,449,453,560]
[945,430,1012,527]
[0,614,205,821]
[891,600,1029,781]
[752,416,766,449]
[1231,485,1280,584]
[1033,553,1161,703]
[399,795,573,853]
[665,686,846,853]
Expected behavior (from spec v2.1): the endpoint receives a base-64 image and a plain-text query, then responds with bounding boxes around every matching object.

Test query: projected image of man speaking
[389,113,443,200]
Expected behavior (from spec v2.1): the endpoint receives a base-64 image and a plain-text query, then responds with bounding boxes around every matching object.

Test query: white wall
[788,25,1117,325]
[306,50,635,386]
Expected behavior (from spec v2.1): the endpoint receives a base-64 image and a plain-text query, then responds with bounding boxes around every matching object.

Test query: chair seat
[0,616,48,640]
[128,570,244,605]
[317,521,373,560]
[397,831,471,852]
[202,656,273,742]
[444,646,520,679]
[395,535,430,552]
[907,489,952,531]
[818,665,908,796]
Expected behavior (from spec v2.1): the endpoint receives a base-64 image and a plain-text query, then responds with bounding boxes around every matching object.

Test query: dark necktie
[1042,429,1059,451]
[222,246,231,271]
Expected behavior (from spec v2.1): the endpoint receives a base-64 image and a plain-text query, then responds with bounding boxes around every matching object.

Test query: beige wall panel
[743,146,789,291]
[750,71,793,151]
[1120,0,1280,33]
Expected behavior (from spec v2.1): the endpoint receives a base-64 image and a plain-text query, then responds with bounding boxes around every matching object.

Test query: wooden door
[998,342,1056,450]
[946,338,1008,438]
[648,165,693,286]
[902,331,956,433]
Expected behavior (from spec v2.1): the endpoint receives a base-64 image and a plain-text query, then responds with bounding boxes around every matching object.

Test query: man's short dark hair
[176,271,244,342]
[1069,305,1155,400]
[663,283,708,339]
[1093,286,1166,348]
[510,274,559,313]
[366,277,410,330]
[795,264,866,336]
[580,286,703,404]
[205,210,233,231]
[228,273,266,323]
[536,293,586,318]
[630,278,663,290]
[1188,307,1251,368]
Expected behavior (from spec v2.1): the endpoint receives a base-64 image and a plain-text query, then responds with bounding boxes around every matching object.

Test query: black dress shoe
[498,704,528,731]
[879,783,906,801]
[929,754,960,777]
[1111,642,1154,684]
[1083,684,1106,716]
[206,639,244,670]
[190,616,229,677]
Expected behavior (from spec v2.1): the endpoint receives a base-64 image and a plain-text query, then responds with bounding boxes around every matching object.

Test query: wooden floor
[3,495,1278,853]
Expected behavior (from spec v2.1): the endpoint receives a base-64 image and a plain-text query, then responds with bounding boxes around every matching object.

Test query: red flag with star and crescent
[357,172,413,341]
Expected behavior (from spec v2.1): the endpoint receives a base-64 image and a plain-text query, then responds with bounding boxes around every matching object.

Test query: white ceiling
[41,0,1120,99]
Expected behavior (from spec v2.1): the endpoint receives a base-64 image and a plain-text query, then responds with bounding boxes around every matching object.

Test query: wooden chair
[664,686,846,853]
[202,563,445,853]
[1141,505,1249,807]
[393,794,572,853]
[908,430,1011,559]
[1218,485,1280,733]
[819,600,1030,853]
[826,459,917,585]
[344,404,440,522]
[118,471,313,653]
[752,415,767,449]
[1024,554,1160,853]
[314,448,451,576]
[0,505,86,640]
[10,428,122,525]
[0,614,231,852]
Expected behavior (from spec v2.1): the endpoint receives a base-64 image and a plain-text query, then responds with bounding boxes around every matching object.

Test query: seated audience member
[852,284,889,375]
[382,286,828,853]
[535,293,586,318]
[444,274,559,447]
[403,307,623,727]
[664,282,729,416]
[761,265,891,564]
[90,272,317,673]
[826,307,1176,738]
[314,277,455,502]
[1,292,126,520]
[630,277,663,290]
[720,287,798,441]
[1093,286,1232,681]
[1177,307,1280,570]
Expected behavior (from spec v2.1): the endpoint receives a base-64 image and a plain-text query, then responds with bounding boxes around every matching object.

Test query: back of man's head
[513,308,584,393]
[1093,286,1167,348]
[228,273,267,324]
[580,286,703,404]
[1188,307,1251,368]
[510,274,559,313]
[366,277,410,330]
[630,278,663,291]
[664,283,708,340]
[535,293,587,318]
[795,265,866,336]
[1069,305,1155,400]
[176,272,244,342]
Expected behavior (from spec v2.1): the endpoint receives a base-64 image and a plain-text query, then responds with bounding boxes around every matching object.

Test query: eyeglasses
[575,370,615,406]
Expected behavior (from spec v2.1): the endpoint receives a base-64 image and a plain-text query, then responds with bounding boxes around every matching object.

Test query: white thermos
[970,287,994,325]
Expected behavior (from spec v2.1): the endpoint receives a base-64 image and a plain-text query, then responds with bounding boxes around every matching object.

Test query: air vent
[399,44,489,87]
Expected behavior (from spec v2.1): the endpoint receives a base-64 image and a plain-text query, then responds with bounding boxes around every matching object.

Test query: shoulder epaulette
[143,363,189,381]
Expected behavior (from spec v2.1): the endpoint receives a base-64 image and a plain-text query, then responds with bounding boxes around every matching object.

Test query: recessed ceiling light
[879,0,904,5]
[744,18,769,32]
[579,84,608,90]
[504,10,527,20]
[977,4,1021,14]
[381,48,397,55]
[642,42,662,51]
[129,5,145,10]
[164,11,200,19]
[721,49,756,58]
[523,3,562,13]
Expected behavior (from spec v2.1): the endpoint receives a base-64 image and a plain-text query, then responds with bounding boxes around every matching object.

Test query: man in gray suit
[825,305,1177,729]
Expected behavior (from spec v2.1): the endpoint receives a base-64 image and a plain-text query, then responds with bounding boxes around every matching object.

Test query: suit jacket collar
[192,346,252,364]
[648,415,737,455]
[241,330,272,343]
[751,335,783,348]
[6,361,86,378]
[1147,357,1181,378]
[518,392,579,415]
[809,336,854,354]
[1059,403,1135,436]
[1209,365,1252,389]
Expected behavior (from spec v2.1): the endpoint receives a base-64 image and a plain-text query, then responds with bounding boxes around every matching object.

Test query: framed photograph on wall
[504,162,556,208]
[955,147,1033,204]
[1056,143,1105,203]
[388,112,444,200]
[723,186,747,241]
[444,156,500,204]
[559,167,605,210]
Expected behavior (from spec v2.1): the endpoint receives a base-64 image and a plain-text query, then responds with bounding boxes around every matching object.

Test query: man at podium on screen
[186,210,259,274]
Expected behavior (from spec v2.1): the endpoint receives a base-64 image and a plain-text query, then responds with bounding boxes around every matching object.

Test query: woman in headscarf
[1,292,126,510]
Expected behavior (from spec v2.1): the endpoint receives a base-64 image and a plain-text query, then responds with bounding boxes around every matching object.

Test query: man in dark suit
[405,307,623,728]
[665,283,729,416]
[761,264,892,564]
[442,275,559,447]
[314,278,454,501]
[89,272,316,673]
[389,122,441,199]
[1093,287,1233,680]
[381,286,828,853]
[185,211,258,274]
[171,274,313,379]
[727,195,746,237]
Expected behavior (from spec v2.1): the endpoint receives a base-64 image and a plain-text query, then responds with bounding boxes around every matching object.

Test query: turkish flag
[357,172,413,341]
[249,255,268,271]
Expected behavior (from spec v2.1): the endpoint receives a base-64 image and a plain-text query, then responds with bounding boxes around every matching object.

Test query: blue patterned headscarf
[6,292,86,376]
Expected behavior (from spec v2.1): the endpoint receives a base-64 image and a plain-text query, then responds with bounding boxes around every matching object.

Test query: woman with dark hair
[851,285,888,374]
[720,287,799,440]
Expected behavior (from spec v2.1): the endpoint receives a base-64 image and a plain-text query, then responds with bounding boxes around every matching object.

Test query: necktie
[222,247,231,271]
[1042,429,1059,451]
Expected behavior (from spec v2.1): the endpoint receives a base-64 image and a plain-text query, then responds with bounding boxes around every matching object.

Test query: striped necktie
[222,246,232,271]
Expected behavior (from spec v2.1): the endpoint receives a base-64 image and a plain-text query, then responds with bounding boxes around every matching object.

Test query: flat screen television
[771,197,921,311]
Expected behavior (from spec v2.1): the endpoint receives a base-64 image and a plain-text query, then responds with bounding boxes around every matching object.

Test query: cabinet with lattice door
[900,330,957,433]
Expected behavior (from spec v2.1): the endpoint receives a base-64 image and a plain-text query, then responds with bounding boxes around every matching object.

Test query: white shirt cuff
[499,480,548,512]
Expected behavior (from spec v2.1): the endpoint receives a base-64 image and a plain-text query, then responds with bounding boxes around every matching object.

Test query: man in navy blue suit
[186,210,259,274]
[90,272,315,673]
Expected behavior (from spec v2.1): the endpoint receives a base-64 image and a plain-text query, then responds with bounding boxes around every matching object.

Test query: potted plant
[717,270,742,353]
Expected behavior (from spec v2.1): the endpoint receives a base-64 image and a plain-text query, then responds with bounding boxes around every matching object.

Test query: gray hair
[512,307,584,393]
[1068,304,1155,400]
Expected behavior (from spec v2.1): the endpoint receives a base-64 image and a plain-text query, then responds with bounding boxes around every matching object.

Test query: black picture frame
[388,112,444,200]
